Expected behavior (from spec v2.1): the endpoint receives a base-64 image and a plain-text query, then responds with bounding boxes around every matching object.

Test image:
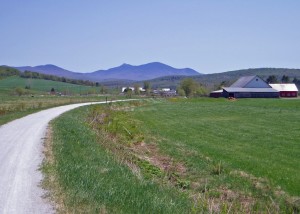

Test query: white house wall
[245,77,271,88]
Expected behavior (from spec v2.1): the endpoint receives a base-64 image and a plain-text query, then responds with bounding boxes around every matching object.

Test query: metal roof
[269,84,299,92]
[211,89,223,93]
[230,76,257,87]
[223,87,278,93]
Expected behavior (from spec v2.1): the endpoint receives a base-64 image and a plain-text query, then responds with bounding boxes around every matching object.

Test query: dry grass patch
[133,142,187,175]
[87,103,191,190]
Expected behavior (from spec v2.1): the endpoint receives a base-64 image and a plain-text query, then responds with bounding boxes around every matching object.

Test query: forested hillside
[0,66,20,78]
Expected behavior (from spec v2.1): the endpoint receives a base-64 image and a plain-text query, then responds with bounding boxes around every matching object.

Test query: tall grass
[43,105,191,213]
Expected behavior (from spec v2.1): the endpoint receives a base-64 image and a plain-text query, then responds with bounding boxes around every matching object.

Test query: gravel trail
[0,101,121,214]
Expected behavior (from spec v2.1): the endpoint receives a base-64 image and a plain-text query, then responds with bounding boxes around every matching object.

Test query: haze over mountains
[9,63,300,91]
[14,62,200,82]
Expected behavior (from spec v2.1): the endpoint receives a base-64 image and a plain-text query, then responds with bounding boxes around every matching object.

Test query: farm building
[121,87,145,93]
[212,76,279,98]
[209,89,223,98]
[152,89,177,97]
[222,87,279,98]
[269,84,298,97]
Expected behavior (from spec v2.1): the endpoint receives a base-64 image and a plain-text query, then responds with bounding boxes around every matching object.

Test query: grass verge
[42,101,192,213]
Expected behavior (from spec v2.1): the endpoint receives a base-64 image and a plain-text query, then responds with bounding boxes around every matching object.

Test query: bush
[15,87,25,96]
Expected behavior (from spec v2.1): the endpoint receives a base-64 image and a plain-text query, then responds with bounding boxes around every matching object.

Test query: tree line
[20,70,96,86]
[267,75,290,83]
[177,78,208,97]
[0,66,20,78]
[0,66,99,87]
[266,75,300,87]
[123,79,208,98]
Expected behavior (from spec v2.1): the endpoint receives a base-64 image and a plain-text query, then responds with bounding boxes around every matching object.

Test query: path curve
[0,100,130,214]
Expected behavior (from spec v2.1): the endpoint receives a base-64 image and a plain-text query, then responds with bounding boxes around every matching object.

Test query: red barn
[269,84,298,97]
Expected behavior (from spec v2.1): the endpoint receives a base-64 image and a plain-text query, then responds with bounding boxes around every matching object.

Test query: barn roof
[223,87,278,93]
[269,84,299,92]
[229,75,272,89]
[230,76,257,87]
[211,89,223,93]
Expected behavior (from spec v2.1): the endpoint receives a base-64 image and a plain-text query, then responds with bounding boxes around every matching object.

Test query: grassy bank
[44,98,300,213]
[43,102,191,213]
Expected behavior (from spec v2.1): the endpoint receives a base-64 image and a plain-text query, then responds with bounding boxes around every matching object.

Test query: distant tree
[143,81,150,90]
[195,86,208,97]
[124,87,133,98]
[95,82,99,87]
[179,78,208,97]
[20,70,96,87]
[281,75,290,83]
[143,81,151,95]
[293,77,300,90]
[51,88,55,93]
[179,78,199,97]
[0,66,20,77]
[176,87,186,96]
[134,84,140,95]
[266,75,278,83]
[31,72,39,79]
[293,77,298,83]
[217,81,228,90]
[99,85,106,94]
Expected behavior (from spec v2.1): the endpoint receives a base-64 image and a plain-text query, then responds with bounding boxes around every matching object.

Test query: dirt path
[0,101,129,214]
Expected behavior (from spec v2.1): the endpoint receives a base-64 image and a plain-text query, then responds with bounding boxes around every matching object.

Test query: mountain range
[14,62,201,82]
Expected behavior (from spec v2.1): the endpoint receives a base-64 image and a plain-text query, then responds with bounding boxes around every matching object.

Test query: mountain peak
[43,64,57,67]
[119,63,132,67]
[146,62,164,65]
[37,64,62,69]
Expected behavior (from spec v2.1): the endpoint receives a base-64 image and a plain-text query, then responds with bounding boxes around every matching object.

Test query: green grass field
[0,76,96,95]
[45,98,300,213]
[132,98,300,196]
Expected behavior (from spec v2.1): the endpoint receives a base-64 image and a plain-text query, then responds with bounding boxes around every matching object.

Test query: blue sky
[1,0,299,74]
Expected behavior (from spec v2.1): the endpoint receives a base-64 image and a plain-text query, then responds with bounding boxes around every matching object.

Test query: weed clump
[87,102,191,191]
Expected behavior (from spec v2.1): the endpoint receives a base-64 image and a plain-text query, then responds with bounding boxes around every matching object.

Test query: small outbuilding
[121,87,145,93]
[269,84,298,97]
[209,89,223,98]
